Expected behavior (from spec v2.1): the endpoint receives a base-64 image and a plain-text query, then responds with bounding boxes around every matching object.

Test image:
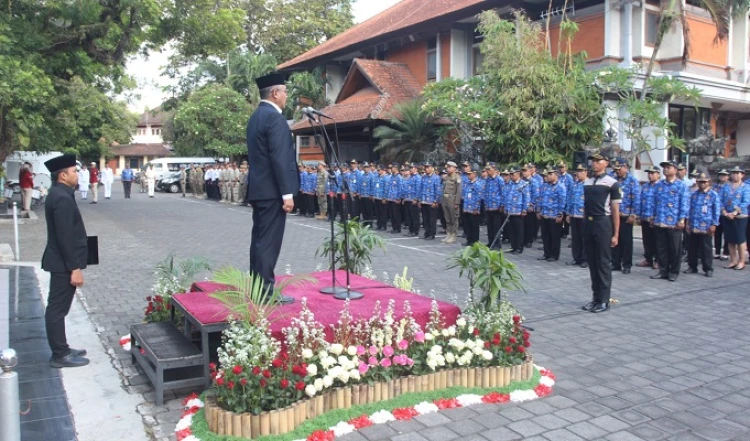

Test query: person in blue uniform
[401,166,420,237]
[714,169,730,260]
[297,164,308,216]
[484,165,504,249]
[373,165,389,230]
[500,168,512,243]
[42,154,91,368]
[387,163,403,233]
[611,158,641,274]
[720,166,750,270]
[558,161,574,238]
[581,154,621,314]
[538,168,567,261]
[346,160,362,220]
[462,168,483,246]
[419,162,441,240]
[685,173,721,277]
[246,73,298,304]
[523,163,543,248]
[565,163,588,267]
[637,166,661,269]
[647,160,690,282]
[502,167,530,254]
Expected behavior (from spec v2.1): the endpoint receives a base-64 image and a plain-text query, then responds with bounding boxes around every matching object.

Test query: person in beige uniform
[230,163,241,204]
[239,162,249,206]
[442,161,462,244]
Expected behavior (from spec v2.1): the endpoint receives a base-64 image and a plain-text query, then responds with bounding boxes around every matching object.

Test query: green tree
[373,100,442,164]
[286,68,330,116]
[172,85,252,158]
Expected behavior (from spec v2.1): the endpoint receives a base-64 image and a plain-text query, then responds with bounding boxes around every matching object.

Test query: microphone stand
[306,112,363,300]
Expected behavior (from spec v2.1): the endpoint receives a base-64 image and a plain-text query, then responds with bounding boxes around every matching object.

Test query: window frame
[645,11,660,47]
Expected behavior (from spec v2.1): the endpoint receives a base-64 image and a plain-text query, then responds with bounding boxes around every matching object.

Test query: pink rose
[398,339,409,350]
[383,346,394,357]
[380,358,392,368]
[415,332,425,343]
[369,346,378,356]
[393,354,406,365]
[407,357,414,367]
[356,346,366,356]
[368,356,378,366]
[358,362,369,375]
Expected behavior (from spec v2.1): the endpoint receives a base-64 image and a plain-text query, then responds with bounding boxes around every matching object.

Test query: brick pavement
[2,183,749,441]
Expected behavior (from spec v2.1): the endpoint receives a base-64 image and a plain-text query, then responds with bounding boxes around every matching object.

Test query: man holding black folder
[42,154,93,368]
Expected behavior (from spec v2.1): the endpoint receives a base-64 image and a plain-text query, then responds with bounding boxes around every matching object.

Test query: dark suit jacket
[42,182,88,273]
[246,102,300,201]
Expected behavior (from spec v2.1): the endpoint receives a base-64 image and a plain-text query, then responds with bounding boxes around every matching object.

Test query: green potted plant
[317,220,385,275]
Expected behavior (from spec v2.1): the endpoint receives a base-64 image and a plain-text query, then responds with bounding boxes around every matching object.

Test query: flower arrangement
[144,253,211,323]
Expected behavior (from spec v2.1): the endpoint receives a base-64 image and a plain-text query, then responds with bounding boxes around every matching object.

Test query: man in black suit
[246,73,299,303]
[42,155,90,368]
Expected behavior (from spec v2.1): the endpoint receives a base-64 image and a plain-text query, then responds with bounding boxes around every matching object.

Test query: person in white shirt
[78,165,90,200]
[145,164,156,198]
[102,166,114,199]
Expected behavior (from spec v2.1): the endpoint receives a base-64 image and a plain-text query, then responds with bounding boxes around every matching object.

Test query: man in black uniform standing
[581,154,621,313]
[42,155,90,368]
[246,73,298,303]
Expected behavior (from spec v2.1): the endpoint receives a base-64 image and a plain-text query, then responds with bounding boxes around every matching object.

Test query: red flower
[272,359,283,368]
[484,341,491,349]
[216,377,225,386]
[227,381,235,390]
[208,363,217,372]
[182,406,199,416]
[252,366,261,376]
[348,415,373,429]
[473,328,480,336]
[504,346,512,354]
[534,384,552,397]
[295,381,305,391]
[509,336,517,344]
[155,295,164,303]
[232,365,243,375]
[146,296,153,302]
[240,378,248,386]
[262,369,271,378]
[260,379,267,388]
[175,428,192,441]
[524,341,531,348]
[182,392,199,406]
[392,407,419,420]
[434,398,460,409]
[512,315,521,323]
[307,429,335,441]
[482,392,510,403]
[280,378,289,389]
[280,351,289,361]
[297,365,308,376]
[292,365,300,375]
[517,346,526,354]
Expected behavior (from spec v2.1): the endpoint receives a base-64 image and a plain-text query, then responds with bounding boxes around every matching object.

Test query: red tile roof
[278,0,492,70]
[291,59,422,132]
[111,144,173,157]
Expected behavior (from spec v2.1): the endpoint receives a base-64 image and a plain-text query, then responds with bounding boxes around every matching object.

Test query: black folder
[87,236,99,265]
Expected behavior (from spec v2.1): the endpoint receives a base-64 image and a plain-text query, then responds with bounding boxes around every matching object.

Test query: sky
[124,0,403,112]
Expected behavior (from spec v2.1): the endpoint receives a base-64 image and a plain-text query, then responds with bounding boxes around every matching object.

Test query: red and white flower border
[173,367,555,441]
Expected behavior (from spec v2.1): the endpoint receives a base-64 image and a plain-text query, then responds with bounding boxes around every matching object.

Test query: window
[645,12,660,46]
[668,105,713,161]
[300,136,311,148]
[427,37,437,82]
[127,157,140,169]
[152,128,161,136]
[472,45,484,76]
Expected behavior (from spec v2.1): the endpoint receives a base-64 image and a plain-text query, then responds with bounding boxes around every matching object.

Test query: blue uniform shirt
[566,180,585,218]
[688,188,721,233]
[528,174,543,210]
[336,171,345,194]
[483,175,504,210]
[720,182,750,217]
[617,172,641,217]
[461,173,470,198]
[639,181,658,220]
[402,175,420,201]
[560,172,574,198]
[305,172,317,193]
[346,169,363,194]
[386,174,403,201]
[359,171,371,197]
[539,181,567,218]
[652,178,690,227]
[463,179,483,213]
[419,173,441,204]
[502,180,531,215]
[375,174,390,199]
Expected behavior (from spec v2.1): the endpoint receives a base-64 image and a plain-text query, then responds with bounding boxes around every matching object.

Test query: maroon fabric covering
[175,271,461,342]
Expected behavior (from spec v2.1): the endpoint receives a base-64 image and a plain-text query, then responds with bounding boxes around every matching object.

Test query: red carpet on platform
[173,270,461,341]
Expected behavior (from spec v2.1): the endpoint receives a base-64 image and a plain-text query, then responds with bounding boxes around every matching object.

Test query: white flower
[456,394,483,407]
[338,370,350,383]
[330,344,344,355]
[314,378,324,391]
[445,352,456,364]
[539,376,555,387]
[425,333,434,341]
[302,349,313,359]
[468,325,475,334]
[318,350,329,360]
[331,422,355,436]
[510,389,539,402]
[305,384,317,397]
[174,414,193,432]
[482,351,493,361]
[306,364,318,376]
[413,402,439,414]
[370,410,396,424]
[347,346,358,356]
[456,318,467,328]
[184,398,204,409]
[441,329,450,337]
[431,329,440,337]
[323,376,334,388]
[349,369,361,381]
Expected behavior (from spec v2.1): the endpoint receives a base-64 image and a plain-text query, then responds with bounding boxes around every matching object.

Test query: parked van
[142,157,216,181]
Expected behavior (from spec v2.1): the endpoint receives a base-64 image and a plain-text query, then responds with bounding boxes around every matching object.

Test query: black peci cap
[44,155,77,173]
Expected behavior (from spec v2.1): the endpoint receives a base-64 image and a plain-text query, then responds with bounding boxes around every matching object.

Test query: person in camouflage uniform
[316,161,328,219]
[239,162,249,206]
[230,162,241,204]
[195,165,205,197]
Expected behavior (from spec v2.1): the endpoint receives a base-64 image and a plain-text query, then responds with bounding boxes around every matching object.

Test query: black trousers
[389,201,402,231]
[306,193,316,215]
[688,233,713,272]
[570,217,586,262]
[360,198,372,224]
[584,216,613,304]
[122,181,132,198]
[641,221,657,264]
[376,200,388,229]
[509,215,525,252]
[422,204,438,237]
[404,201,420,234]
[524,212,538,245]
[463,212,480,245]
[249,198,286,291]
[501,212,511,242]
[349,196,361,220]
[296,192,306,215]
[541,217,562,259]
[46,272,77,358]
[338,195,347,222]
[612,219,633,269]
[655,226,683,278]
[714,217,729,255]
[486,210,502,248]
[561,216,570,238]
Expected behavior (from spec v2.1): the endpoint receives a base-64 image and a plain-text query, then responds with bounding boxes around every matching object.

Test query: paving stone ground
[3,183,750,441]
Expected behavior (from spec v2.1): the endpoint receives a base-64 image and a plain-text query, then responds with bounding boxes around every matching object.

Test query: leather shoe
[546,257,558,262]
[683,268,698,274]
[650,274,667,280]
[70,348,87,357]
[50,354,90,368]
[667,273,677,282]
[611,266,622,271]
[510,250,520,254]
[622,268,631,274]
[424,236,435,241]
[566,260,581,266]
[581,301,597,311]
[705,270,713,278]
[591,303,609,313]
[537,256,550,261]
[580,262,588,268]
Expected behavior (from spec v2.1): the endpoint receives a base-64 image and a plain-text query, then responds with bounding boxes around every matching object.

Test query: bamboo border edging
[207,356,534,437]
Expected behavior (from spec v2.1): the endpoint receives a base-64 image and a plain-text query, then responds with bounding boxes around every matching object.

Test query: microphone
[301,107,318,122]
[303,106,333,120]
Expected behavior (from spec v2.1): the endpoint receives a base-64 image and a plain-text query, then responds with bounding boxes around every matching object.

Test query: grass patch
[190,368,541,441]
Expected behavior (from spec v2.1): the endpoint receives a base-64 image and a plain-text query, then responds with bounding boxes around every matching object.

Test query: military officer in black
[581,154,621,314]
[41,155,90,368]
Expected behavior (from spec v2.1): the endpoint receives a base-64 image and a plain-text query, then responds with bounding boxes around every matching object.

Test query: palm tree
[286,68,330,117]
[226,51,278,105]
[373,99,441,164]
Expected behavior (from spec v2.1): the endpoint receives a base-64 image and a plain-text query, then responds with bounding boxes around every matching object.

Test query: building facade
[102,108,172,174]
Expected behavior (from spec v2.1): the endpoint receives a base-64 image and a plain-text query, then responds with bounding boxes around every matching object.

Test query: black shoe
[391,230,401,234]
[70,348,87,357]
[566,260,581,266]
[580,262,588,268]
[537,256,549,261]
[424,236,435,241]
[546,257,558,262]
[622,268,631,274]
[510,249,520,254]
[50,354,90,368]
[461,233,467,238]
[705,270,713,278]
[582,301,597,311]
[650,274,668,280]
[611,266,622,271]
[591,303,609,313]
[524,243,532,248]
[667,273,678,282]
[683,268,698,274]
[90,201,97,204]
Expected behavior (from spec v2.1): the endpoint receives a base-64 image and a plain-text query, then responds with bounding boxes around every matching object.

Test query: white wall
[326,64,346,104]
[132,124,163,144]
[729,13,749,82]
[736,120,750,156]
[450,29,470,79]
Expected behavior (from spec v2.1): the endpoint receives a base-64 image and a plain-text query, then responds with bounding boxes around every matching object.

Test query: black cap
[574,163,587,172]
[717,169,729,175]
[676,163,686,171]
[588,153,609,162]
[660,160,678,169]
[729,166,746,174]
[645,166,661,173]
[255,73,286,90]
[44,155,77,173]
[422,162,433,167]
[695,172,711,182]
